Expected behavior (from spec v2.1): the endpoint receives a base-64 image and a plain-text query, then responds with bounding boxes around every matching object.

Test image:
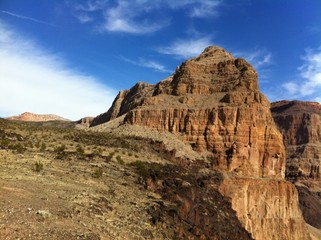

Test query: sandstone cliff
[92,46,285,179]
[271,100,321,230]
[271,100,321,180]
[92,46,310,240]
[7,112,70,122]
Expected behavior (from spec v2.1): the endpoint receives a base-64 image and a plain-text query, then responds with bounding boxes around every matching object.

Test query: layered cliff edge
[271,100,321,230]
[91,46,311,240]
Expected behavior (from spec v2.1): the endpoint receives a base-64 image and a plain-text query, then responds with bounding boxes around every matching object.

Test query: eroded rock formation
[271,100,321,230]
[92,46,285,179]
[92,46,310,240]
[271,100,321,180]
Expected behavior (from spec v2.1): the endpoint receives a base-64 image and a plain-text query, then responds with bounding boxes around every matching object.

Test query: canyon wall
[271,100,321,230]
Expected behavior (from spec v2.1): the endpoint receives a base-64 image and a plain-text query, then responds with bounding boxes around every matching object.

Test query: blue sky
[0,0,321,120]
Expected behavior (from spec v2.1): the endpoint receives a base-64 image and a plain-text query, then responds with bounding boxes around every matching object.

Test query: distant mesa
[7,112,70,122]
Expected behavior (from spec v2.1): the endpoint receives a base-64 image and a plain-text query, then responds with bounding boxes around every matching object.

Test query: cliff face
[219,178,311,240]
[92,46,310,240]
[93,46,285,179]
[271,100,321,230]
[271,100,321,180]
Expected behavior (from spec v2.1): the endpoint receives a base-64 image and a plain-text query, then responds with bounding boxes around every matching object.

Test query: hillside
[0,118,252,239]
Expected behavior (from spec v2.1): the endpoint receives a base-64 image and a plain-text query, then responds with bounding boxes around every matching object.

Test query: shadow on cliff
[131,160,254,240]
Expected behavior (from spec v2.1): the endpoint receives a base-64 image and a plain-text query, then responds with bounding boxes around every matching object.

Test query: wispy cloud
[282,47,321,100]
[235,49,272,69]
[164,0,221,18]
[74,0,108,12]
[0,21,116,120]
[71,0,222,34]
[121,57,171,73]
[74,13,94,23]
[189,0,221,18]
[157,37,213,59]
[102,1,169,34]
[0,10,56,27]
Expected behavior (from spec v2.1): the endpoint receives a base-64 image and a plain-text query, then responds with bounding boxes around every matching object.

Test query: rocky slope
[0,118,253,240]
[91,46,310,239]
[271,100,321,230]
[7,112,70,122]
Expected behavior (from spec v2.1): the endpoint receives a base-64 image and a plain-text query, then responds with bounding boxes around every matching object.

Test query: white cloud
[164,0,221,17]
[74,13,94,23]
[0,21,116,120]
[236,49,272,69]
[157,37,213,59]
[282,47,321,98]
[282,82,299,95]
[102,1,169,34]
[74,0,108,12]
[72,0,222,34]
[189,1,221,18]
[121,57,171,73]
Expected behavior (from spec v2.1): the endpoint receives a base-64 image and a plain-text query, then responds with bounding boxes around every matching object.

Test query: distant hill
[7,112,70,122]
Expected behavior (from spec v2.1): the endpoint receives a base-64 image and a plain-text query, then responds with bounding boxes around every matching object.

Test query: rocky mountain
[91,46,311,239]
[271,100,321,230]
[7,112,70,122]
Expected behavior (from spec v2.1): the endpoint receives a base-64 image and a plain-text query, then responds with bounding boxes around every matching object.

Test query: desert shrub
[40,142,46,151]
[76,145,85,155]
[130,161,161,178]
[128,152,133,157]
[93,148,103,156]
[92,167,103,178]
[116,155,124,165]
[33,161,43,172]
[0,139,10,148]
[54,144,66,153]
[10,143,26,154]
[107,151,115,159]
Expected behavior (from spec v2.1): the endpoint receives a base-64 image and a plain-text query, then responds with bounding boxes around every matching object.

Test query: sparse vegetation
[33,161,44,173]
[116,155,124,165]
[92,167,103,178]
[54,144,66,153]
[76,144,85,155]
[130,160,161,178]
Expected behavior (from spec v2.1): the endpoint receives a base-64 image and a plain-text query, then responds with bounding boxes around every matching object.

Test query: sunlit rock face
[92,46,311,240]
[94,46,285,178]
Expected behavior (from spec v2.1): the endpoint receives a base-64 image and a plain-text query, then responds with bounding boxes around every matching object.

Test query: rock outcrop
[7,112,70,122]
[92,46,285,179]
[271,100,321,230]
[76,117,94,127]
[271,100,321,181]
[92,46,310,240]
[219,178,310,240]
